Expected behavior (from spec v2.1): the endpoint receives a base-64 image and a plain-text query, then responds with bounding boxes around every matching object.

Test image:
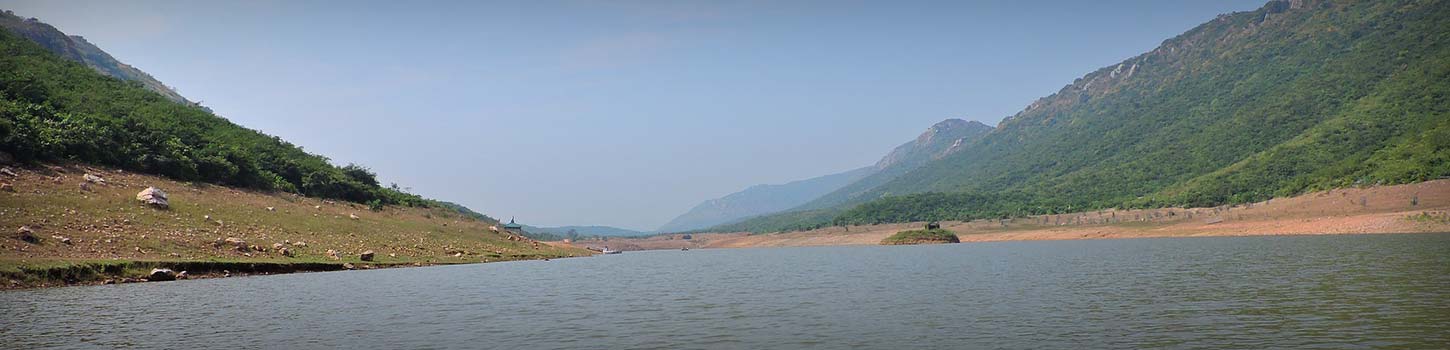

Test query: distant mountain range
[522,225,649,237]
[658,119,992,232]
[656,167,873,233]
[717,0,1450,233]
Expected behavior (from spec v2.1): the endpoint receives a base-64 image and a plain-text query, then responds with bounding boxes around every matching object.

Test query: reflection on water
[3,233,1449,349]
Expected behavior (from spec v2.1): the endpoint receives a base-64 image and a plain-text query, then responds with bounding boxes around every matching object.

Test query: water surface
[4,233,1449,349]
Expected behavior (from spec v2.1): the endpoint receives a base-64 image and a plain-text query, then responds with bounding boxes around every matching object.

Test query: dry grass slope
[0,164,593,288]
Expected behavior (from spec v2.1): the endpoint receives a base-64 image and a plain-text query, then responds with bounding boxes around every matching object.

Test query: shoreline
[593,180,1450,251]
[1,254,587,290]
[1,163,596,290]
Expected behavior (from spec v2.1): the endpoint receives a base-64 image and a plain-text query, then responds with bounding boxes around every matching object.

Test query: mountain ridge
[523,225,650,238]
[659,118,991,232]
[718,0,1450,232]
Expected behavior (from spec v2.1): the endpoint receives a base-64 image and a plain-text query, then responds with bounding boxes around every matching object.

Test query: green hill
[0,20,431,209]
[721,0,1450,232]
[0,11,192,106]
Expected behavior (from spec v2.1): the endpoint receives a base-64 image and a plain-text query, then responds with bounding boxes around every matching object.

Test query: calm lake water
[3,233,1449,349]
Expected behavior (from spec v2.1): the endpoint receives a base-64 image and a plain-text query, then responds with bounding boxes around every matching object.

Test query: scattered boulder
[0,167,16,177]
[52,235,71,245]
[279,247,293,257]
[360,250,375,261]
[148,268,177,281]
[291,241,307,247]
[215,237,248,251]
[16,226,38,243]
[326,249,339,260]
[265,207,275,212]
[342,263,356,270]
[136,187,169,209]
[78,182,92,192]
[0,183,13,192]
[349,214,360,220]
[272,243,285,251]
[82,173,106,185]
[249,245,264,253]
[176,271,189,280]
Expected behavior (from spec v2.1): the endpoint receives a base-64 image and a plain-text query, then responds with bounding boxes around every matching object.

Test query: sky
[4,0,1268,231]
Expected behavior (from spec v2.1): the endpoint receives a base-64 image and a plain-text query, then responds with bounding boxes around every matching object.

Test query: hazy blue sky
[6,0,1266,230]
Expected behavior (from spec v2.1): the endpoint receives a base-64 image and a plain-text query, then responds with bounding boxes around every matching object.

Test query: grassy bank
[1,164,594,289]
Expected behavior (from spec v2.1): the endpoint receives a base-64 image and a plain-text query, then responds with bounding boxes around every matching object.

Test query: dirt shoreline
[1,163,595,290]
[592,180,1450,250]
[1,253,593,290]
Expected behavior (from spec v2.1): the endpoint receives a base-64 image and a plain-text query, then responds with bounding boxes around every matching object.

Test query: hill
[794,119,994,211]
[670,119,991,233]
[721,0,1450,232]
[0,14,589,287]
[0,15,431,209]
[0,165,591,288]
[656,166,872,232]
[0,10,192,105]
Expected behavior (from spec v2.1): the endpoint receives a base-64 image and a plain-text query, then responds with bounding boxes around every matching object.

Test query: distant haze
[4,0,1265,230]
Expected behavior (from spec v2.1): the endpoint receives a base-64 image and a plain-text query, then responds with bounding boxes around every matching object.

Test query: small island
[880,223,961,245]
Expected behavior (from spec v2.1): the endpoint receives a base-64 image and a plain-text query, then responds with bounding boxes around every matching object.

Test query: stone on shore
[360,250,375,261]
[149,268,177,281]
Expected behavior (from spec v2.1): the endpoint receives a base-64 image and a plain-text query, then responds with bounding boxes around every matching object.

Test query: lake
[3,233,1449,349]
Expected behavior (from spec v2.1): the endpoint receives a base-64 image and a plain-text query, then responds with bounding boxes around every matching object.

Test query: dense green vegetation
[880,228,959,245]
[722,0,1450,233]
[0,28,432,207]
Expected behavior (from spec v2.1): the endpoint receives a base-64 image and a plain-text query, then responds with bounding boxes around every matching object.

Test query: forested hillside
[0,25,430,208]
[722,0,1450,232]
[0,11,191,105]
[794,119,993,211]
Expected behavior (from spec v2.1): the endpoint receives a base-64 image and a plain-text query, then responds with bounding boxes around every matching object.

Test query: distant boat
[601,247,622,254]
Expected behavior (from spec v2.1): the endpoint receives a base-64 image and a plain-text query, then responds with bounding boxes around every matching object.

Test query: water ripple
[2,234,1449,349]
